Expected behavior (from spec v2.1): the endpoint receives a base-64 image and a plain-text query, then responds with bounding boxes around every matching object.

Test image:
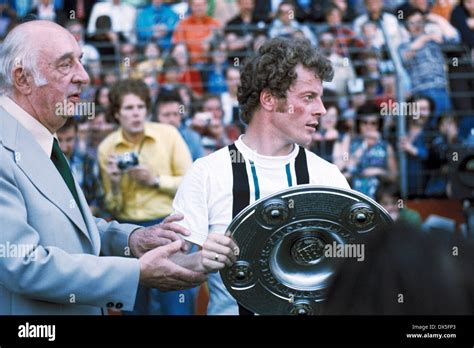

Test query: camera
[117,151,139,170]
[194,112,213,125]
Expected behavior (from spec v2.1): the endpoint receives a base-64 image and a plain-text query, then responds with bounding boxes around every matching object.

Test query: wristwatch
[153,176,160,188]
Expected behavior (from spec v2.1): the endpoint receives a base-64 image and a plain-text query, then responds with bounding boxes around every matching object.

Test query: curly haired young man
[170,37,350,315]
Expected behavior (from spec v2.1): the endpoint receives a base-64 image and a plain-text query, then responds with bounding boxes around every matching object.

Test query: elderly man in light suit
[0,20,207,315]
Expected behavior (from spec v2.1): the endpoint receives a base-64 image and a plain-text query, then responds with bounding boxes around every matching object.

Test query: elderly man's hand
[139,240,208,291]
[129,213,191,258]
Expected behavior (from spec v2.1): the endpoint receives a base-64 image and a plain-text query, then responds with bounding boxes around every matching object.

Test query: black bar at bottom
[0,315,473,345]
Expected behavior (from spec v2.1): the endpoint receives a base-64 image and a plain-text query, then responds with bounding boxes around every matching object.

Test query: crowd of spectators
[1,0,472,208]
[1,0,473,312]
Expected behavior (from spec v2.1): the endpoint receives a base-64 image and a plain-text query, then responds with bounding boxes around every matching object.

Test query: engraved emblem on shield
[220,185,393,315]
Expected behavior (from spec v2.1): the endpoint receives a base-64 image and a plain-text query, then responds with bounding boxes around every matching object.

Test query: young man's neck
[243,118,294,157]
[122,130,145,144]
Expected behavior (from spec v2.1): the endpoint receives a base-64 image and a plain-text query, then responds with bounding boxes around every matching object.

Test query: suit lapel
[75,180,100,254]
[1,108,93,245]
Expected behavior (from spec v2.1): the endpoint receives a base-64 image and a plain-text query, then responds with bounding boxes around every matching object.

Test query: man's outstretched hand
[129,213,191,258]
[139,240,208,291]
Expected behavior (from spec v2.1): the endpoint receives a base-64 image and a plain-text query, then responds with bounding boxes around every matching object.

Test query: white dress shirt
[0,95,54,156]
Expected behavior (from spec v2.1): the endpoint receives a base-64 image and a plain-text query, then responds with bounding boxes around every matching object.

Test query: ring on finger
[214,253,219,261]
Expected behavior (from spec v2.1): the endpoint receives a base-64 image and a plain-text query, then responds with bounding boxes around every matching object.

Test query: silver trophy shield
[220,185,393,315]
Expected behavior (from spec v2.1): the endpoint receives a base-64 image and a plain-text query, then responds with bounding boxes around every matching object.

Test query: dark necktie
[50,138,82,210]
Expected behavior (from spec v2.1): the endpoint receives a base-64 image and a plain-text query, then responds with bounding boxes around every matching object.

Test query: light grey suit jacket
[0,108,141,315]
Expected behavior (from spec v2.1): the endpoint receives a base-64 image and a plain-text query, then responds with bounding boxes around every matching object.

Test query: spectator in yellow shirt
[98,78,195,315]
[98,79,192,223]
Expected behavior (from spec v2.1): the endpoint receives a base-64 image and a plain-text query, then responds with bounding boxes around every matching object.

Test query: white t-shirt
[172,136,350,315]
[87,2,137,42]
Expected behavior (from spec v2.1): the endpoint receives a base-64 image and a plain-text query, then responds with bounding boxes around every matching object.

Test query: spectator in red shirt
[170,42,204,97]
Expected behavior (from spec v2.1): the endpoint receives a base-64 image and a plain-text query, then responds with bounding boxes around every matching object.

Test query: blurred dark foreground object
[324,221,474,315]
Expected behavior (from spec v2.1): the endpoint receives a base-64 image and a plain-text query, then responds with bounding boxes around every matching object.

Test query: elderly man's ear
[13,67,32,95]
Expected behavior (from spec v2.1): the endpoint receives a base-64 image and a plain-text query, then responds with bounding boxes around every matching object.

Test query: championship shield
[220,185,393,315]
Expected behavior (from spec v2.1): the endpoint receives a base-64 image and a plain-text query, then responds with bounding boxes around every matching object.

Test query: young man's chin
[300,132,314,146]
[128,128,145,135]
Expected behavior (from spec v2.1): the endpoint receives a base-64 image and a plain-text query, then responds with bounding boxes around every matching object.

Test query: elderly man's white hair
[0,23,48,95]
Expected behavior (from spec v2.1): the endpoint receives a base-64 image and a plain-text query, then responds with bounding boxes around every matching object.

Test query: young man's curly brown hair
[237,37,334,124]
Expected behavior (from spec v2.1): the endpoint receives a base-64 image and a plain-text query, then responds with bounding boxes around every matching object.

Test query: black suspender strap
[294,145,310,184]
[228,144,310,315]
[229,144,251,219]
[228,144,254,316]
